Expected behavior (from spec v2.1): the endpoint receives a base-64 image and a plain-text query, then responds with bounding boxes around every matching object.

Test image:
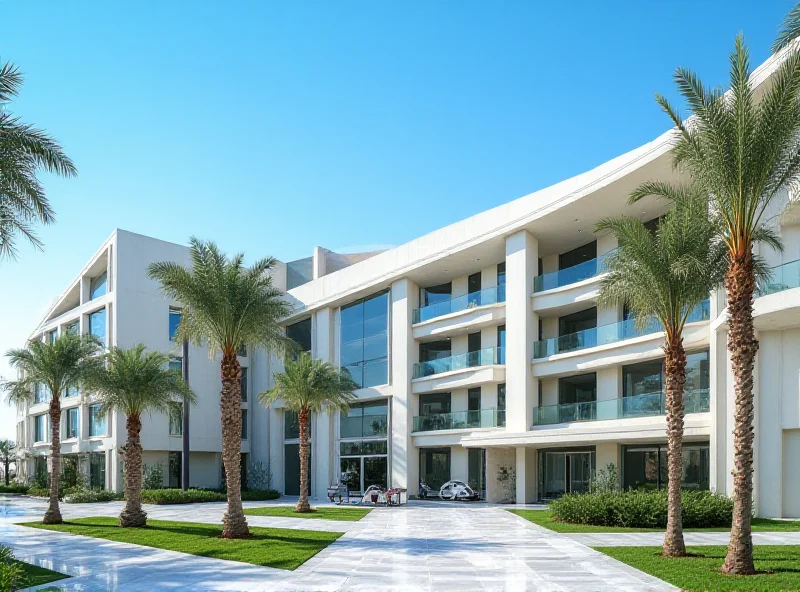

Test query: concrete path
[1,495,677,591]
[566,531,800,547]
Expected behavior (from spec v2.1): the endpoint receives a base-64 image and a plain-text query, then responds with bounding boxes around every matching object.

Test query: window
[420,393,451,415]
[65,407,79,439]
[559,373,596,404]
[498,383,506,427]
[65,321,79,335]
[420,283,451,308]
[622,359,664,397]
[169,358,182,374]
[285,410,300,440]
[340,401,388,438]
[169,452,182,488]
[34,414,47,442]
[468,272,481,304]
[468,332,481,353]
[468,388,481,411]
[89,452,105,489]
[497,325,506,364]
[89,271,107,300]
[47,330,57,344]
[241,409,248,440]
[88,308,106,343]
[287,318,312,353]
[419,340,450,363]
[559,308,597,336]
[497,262,506,301]
[340,291,389,389]
[89,404,106,437]
[559,241,597,270]
[339,401,388,493]
[238,344,247,357]
[34,384,50,404]
[169,402,183,436]
[63,384,79,398]
[169,308,182,342]
[240,367,248,401]
[623,443,709,491]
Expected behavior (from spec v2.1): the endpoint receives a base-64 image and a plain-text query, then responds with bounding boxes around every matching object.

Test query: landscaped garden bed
[23,517,341,570]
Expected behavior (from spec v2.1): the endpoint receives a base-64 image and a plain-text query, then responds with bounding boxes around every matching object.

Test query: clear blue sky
[0,0,791,438]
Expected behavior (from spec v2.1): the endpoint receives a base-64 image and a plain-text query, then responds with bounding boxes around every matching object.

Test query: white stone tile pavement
[565,531,800,547]
[1,495,679,591]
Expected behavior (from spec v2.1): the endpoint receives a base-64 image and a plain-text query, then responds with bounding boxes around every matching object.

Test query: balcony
[533,300,710,359]
[413,286,505,324]
[532,389,710,426]
[413,346,504,378]
[412,409,499,433]
[533,250,616,294]
[757,259,800,297]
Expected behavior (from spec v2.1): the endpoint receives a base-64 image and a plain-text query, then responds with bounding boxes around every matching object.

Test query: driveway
[1,495,675,591]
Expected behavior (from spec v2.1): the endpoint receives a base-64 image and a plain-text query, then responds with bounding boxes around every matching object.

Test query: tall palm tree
[0,439,15,486]
[632,23,800,573]
[259,353,357,512]
[83,345,195,527]
[148,238,292,538]
[0,61,77,260]
[1,333,102,524]
[597,192,725,557]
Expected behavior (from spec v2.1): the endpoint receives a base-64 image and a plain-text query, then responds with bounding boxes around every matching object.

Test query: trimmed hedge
[26,486,51,499]
[140,488,280,505]
[549,489,733,528]
[64,489,123,503]
[0,484,28,494]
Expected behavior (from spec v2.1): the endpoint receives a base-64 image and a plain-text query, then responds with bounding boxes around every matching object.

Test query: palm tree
[0,439,15,485]
[0,61,77,260]
[1,333,102,524]
[597,192,725,557]
[83,345,195,527]
[148,238,292,538]
[259,353,357,512]
[632,21,800,573]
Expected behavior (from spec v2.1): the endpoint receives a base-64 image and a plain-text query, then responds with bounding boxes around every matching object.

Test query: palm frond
[773,2,800,53]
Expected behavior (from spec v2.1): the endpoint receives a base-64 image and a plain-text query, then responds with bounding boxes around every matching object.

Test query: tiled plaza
[1,495,677,591]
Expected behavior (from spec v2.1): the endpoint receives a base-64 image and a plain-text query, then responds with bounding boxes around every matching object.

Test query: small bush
[26,486,50,498]
[64,488,123,503]
[549,489,732,529]
[0,484,28,494]
[241,489,280,501]
[142,463,165,490]
[0,545,27,592]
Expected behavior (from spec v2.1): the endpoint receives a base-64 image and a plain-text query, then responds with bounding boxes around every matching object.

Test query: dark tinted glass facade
[341,292,389,389]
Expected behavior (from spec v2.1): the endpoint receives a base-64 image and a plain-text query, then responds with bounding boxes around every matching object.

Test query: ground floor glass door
[538,450,594,500]
[419,448,451,491]
[468,448,486,500]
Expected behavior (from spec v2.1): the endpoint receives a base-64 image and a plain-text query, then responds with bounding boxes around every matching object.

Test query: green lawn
[243,506,371,521]
[509,509,800,533]
[22,517,342,571]
[15,560,68,589]
[597,546,800,591]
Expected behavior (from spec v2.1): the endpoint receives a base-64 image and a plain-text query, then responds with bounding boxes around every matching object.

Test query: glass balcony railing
[413,286,506,324]
[533,300,710,359]
[413,346,504,379]
[532,388,710,426]
[757,259,800,297]
[532,249,618,293]
[412,408,499,432]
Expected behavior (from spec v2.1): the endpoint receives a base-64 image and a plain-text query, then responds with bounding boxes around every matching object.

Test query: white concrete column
[312,247,328,280]
[312,307,335,498]
[505,230,538,433]
[451,447,469,483]
[269,409,285,494]
[390,278,417,491]
[709,326,728,495]
[596,366,621,420]
[596,442,620,479]
[515,446,537,503]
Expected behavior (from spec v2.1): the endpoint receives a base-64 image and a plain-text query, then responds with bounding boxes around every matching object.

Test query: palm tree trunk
[663,335,687,557]
[220,352,249,538]
[722,254,757,575]
[295,406,311,513]
[119,413,146,527]
[43,397,62,524]
[3,459,9,486]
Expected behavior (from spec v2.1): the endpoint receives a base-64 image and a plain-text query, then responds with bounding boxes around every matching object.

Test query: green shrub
[64,488,123,503]
[139,488,280,504]
[549,489,732,528]
[0,484,28,494]
[0,545,27,592]
[142,463,165,490]
[26,486,50,498]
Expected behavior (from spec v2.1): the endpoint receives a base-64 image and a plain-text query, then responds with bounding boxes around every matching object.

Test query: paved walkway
[0,495,677,591]
[566,531,800,547]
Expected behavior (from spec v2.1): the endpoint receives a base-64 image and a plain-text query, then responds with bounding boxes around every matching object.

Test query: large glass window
[623,443,710,491]
[169,452,182,488]
[89,452,105,489]
[468,448,486,500]
[559,307,597,336]
[497,262,506,301]
[686,350,710,391]
[339,401,388,493]
[623,359,664,397]
[284,443,310,495]
[559,373,596,405]
[497,383,506,427]
[169,358,182,374]
[34,384,50,404]
[538,449,595,500]
[468,272,481,305]
[169,402,183,436]
[89,272,107,300]
[169,308,182,342]
[89,404,106,437]
[340,292,389,388]
[420,393,451,415]
[34,414,47,442]
[419,340,450,363]
[65,321,78,335]
[420,282,451,308]
[64,384,79,398]
[287,318,312,353]
[340,401,388,438]
[468,388,481,411]
[47,330,57,344]
[497,324,506,364]
[419,448,451,490]
[88,308,106,344]
[559,241,597,270]
[65,407,79,439]
[284,410,304,440]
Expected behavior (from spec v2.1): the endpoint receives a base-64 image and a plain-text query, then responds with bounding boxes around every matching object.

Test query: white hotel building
[14,49,800,519]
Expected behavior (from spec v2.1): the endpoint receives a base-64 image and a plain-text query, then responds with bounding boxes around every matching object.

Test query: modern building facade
[14,48,800,518]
